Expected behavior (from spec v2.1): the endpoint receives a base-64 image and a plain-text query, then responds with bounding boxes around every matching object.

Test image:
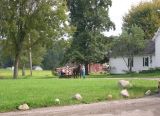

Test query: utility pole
[29,34,32,76]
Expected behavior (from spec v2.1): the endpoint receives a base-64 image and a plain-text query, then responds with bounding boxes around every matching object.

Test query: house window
[128,58,133,67]
[143,57,149,67]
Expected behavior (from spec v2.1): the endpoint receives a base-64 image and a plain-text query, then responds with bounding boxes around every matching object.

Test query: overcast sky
[104,0,152,36]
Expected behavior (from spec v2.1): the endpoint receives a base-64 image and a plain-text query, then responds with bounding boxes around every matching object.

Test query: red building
[88,63,107,73]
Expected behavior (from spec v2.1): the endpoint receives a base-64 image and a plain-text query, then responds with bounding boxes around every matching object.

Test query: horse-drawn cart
[56,65,82,78]
[56,66,75,78]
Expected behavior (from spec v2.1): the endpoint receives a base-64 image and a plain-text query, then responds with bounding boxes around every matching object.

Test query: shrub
[52,70,59,76]
[139,68,160,73]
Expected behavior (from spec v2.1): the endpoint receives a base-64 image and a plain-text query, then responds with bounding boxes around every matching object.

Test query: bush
[139,68,160,74]
[52,70,59,76]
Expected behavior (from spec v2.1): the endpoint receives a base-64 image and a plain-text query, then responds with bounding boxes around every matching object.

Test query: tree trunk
[129,57,133,73]
[29,49,32,76]
[129,65,132,73]
[22,64,26,76]
[29,35,32,76]
[85,63,89,75]
[13,54,19,79]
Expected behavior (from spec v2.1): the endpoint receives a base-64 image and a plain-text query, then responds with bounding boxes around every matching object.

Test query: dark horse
[73,64,82,78]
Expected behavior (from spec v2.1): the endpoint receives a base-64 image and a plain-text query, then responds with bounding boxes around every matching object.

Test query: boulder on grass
[55,98,60,104]
[72,93,82,100]
[107,94,113,100]
[118,80,131,89]
[158,80,160,93]
[145,90,151,96]
[121,89,130,98]
[18,103,29,110]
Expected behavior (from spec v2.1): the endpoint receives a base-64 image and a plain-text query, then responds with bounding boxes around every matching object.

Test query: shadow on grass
[0,76,13,80]
[88,72,160,78]
[129,85,158,96]
[0,75,56,80]
[22,75,56,79]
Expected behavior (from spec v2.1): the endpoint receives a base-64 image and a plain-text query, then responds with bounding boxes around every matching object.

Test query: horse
[72,64,82,78]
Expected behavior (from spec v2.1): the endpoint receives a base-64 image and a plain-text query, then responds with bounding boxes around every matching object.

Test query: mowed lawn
[0,69,158,112]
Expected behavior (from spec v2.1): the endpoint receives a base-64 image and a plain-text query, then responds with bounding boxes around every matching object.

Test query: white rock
[145,90,151,96]
[18,104,29,110]
[55,98,60,104]
[118,80,131,89]
[121,89,130,98]
[73,93,82,100]
[107,94,113,100]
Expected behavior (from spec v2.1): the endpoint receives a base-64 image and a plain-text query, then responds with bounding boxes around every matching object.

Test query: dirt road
[1,94,160,116]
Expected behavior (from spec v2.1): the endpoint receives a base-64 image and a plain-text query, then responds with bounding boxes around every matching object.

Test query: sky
[104,0,152,36]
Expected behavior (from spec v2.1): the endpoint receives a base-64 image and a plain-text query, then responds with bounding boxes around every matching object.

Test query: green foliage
[68,0,114,32]
[65,0,115,64]
[113,25,145,57]
[0,0,68,78]
[123,0,160,39]
[112,25,145,72]
[139,68,160,74]
[42,39,70,70]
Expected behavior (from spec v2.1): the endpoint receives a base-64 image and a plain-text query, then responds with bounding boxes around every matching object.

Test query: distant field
[0,69,53,79]
[0,69,159,112]
[1,68,160,79]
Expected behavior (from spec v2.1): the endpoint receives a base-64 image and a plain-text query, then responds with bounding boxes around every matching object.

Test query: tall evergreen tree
[42,39,70,70]
[66,0,115,74]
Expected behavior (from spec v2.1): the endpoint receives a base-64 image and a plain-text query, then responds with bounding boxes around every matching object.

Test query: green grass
[89,71,160,78]
[0,69,53,79]
[0,69,159,112]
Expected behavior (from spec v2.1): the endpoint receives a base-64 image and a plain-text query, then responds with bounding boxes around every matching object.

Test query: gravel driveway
[1,94,160,116]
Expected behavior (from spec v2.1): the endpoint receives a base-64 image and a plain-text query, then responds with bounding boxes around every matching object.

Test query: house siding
[155,31,160,67]
[109,55,155,74]
[109,28,160,74]
[109,57,128,74]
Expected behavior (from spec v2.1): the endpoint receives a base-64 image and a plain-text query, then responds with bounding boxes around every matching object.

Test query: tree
[66,0,115,74]
[20,43,46,76]
[112,25,145,72]
[0,0,68,78]
[123,0,160,40]
[42,39,70,70]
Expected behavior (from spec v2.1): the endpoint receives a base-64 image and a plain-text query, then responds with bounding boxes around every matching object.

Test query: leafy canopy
[0,0,68,78]
[66,0,115,64]
[123,0,160,39]
[112,25,145,72]
[112,25,145,57]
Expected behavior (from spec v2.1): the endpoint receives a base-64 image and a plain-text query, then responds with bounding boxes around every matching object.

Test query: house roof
[110,27,160,57]
[152,27,160,41]
[110,38,155,57]
[143,40,155,55]
[145,27,160,55]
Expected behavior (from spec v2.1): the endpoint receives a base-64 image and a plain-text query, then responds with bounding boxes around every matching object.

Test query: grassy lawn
[90,71,160,78]
[0,69,53,79]
[0,69,159,112]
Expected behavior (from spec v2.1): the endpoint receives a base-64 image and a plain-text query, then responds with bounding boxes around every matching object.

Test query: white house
[109,28,160,74]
